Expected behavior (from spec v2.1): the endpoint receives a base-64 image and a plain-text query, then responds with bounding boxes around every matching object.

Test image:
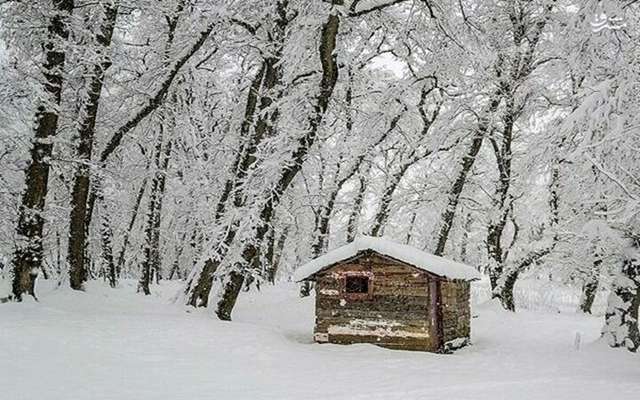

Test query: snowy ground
[1,279,638,400]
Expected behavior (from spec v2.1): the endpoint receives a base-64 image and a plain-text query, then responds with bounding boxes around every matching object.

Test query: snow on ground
[1,278,638,400]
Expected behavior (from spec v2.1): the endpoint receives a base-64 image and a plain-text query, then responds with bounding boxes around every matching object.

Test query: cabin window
[345,275,369,294]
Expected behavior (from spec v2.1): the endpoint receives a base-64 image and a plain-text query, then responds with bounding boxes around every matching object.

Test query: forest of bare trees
[1,0,639,352]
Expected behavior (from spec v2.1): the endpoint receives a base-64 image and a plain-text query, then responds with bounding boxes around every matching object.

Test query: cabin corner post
[434,279,445,352]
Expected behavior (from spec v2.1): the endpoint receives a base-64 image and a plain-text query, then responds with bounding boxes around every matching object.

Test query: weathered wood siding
[313,251,440,351]
[441,280,471,346]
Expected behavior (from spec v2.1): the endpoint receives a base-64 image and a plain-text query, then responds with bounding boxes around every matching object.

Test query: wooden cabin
[294,236,480,353]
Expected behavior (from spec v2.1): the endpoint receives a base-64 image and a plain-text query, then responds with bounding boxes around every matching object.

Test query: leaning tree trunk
[495,147,560,311]
[497,246,553,311]
[346,166,369,242]
[212,11,341,321]
[497,270,519,312]
[435,0,553,258]
[301,183,340,297]
[266,227,289,283]
[139,126,173,295]
[11,0,74,301]
[115,172,149,274]
[183,57,280,307]
[432,95,499,256]
[579,256,601,314]
[602,239,640,352]
[184,2,291,308]
[433,131,489,255]
[369,82,442,237]
[81,18,216,279]
[67,2,118,291]
[370,165,413,237]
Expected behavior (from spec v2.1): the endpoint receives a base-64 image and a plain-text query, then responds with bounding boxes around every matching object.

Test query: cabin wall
[313,253,439,351]
[441,280,471,347]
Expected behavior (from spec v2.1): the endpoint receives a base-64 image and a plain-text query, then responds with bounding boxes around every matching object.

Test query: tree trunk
[82,18,216,277]
[311,178,342,257]
[486,95,516,290]
[302,185,340,298]
[184,3,291,307]
[215,270,245,321]
[579,256,601,314]
[139,126,173,295]
[369,165,412,237]
[168,231,188,280]
[99,201,117,288]
[266,227,289,283]
[213,10,341,320]
[433,126,490,256]
[115,174,149,274]
[580,278,599,314]
[496,246,553,312]
[347,167,368,242]
[11,0,74,301]
[498,270,519,312]
[404,212,418,245]
[459,212,473,264]
[67,2,118,291]
[602,239,640,352]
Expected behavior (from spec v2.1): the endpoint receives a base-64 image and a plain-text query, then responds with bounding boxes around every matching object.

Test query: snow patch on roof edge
[293,236,481,282]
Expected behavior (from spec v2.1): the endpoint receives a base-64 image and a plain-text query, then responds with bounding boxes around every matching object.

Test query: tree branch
[99,23,216,163]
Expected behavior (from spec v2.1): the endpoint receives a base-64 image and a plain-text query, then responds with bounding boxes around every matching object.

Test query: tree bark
[498,270,519,312]
[115,174,149,275]
[496,246,553,311]
[370,84,442,238]
[435,1,554,258]
[459,212,473,263]
[369,165,412,237]
[11,0,74,301]
[82,18,217,279]
[139,125,173,295]
[486,95,516,290]
[432,121,492,256]
[347,166,369,242]
[266,227,289,283]
[184,2,291,307]
[99,199,117,288]
[579,256,601,314]
[602,238,640,352]
[68,2,118,291]
[213,10,341,320]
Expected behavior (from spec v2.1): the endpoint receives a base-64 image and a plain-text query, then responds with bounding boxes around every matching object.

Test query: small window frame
[341,272,373,300]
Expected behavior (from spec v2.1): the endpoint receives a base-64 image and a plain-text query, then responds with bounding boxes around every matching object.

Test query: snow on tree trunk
[579,257,601,314]
[100,206,117,289]
[211,10,341,320]
[139,122,173,295]
[432,103,495,256]
[184,3,290,306]
[11,0,74,301]
[602,242,640,352]
[347,168,368,242]
[82,14,216,272]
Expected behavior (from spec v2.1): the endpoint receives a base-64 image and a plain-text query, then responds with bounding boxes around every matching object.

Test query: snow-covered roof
[293,236,481,282]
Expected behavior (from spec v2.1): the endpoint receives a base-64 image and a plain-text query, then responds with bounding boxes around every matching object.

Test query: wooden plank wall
[441,280,471,346]
[313,252,440,351]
